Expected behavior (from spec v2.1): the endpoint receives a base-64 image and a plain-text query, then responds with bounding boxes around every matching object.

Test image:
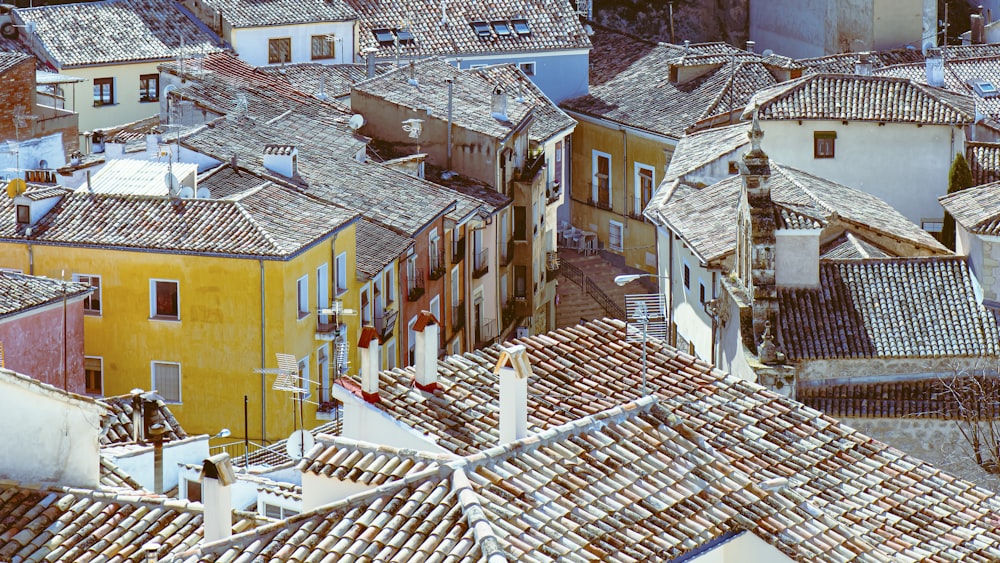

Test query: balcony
[451,300,465,334]
[407,268,425,302]
[428,250,445,280]
[502,300,518,327]
[626,195,649,222]
[475,318,497,348]
[500,239,514,267]
[452,237,466,263]
[545,251,560,283]
[315,317,343,341]
[473,248,489,279]
[516,150,545,182]
[546,181,561,205]
[374,309,398,341]
[588,196,612,211]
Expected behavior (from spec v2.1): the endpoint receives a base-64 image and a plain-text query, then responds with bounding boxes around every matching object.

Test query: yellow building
[0,180,360,446]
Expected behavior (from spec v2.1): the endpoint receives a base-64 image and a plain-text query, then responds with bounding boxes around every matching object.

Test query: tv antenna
[254,352,313,452]
[624,293,667,396]
[226,92,249,122]
[318,298,357,388]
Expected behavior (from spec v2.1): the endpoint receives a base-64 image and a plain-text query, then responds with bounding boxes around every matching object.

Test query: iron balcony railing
[428,249,445,280]
[452,301,465,333]
[407,268,425,301]
[473,248,489,279]
[374,309,398,340]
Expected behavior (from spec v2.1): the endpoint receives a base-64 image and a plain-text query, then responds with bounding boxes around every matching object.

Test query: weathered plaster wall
[795,357,991,382]
[774,229,820,288]
[0,298,87,394]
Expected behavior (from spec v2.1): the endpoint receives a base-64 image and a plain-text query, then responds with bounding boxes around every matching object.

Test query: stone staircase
[554,249,656,328]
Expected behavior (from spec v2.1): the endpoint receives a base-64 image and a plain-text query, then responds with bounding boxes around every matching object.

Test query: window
[385,267,395,304]
[554,141,563,186]
[514,265,527,298]
[512,18,531,35]
[15,205,29,224]
[493,21,512,36]
[683,264,690,290]
[298,356,310,399]
[635,164,655,217]
[518,62,535,76]
[84,357,102,395]
[408,316,418,365]
[699,282,706,304]
[150,279,179,320]
[263,504,298,519]
[609,220,623,251]
[361,287,371,324]
[73,274,101,315]
[311,35,336,60]
[139,74,159,102]
[152,361,181,403]
[93,77,114,106]
[451,267,460,306]
[395,28,414,44]
[592,151,611,209]
[297,275,309,319]
[514,206,527,240]
[334,251,348,296]
[316,263,329,321]
[268,38,291,64]
[814,131,836,158]
[373,29,394,45]
[386,339,396,370]
[470,21,491,38]
[186,479,201,502]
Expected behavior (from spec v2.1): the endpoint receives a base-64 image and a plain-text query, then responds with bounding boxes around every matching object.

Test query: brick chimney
[358,326,381,403]
[262,144,298,177]
[494,344,533,443]
[413,311,439,391]
[201,453,236,543]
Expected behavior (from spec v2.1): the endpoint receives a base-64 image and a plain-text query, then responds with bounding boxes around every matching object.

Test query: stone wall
[594,0,749,46]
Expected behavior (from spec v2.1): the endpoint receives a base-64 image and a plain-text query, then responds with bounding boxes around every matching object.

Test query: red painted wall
[0,299,87,393]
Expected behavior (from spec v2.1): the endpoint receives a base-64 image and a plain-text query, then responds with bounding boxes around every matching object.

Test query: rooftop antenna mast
[254,352,318,459]
[318,298,358,398]
[623,293,667,396]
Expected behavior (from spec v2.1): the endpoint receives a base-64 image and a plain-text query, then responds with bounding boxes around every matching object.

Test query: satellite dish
[348,114,365,131]
[179,186,194,198]
[285,429,314,460]
[6,178,26,198]
[196,187,211,199]
[164,172,180,197]
[762,48,774,57]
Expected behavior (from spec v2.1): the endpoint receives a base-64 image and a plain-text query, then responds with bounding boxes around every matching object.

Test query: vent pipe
[746,40,755,53]
[972,13,985,44]
[413,311,439,391]
[855,52,873,76]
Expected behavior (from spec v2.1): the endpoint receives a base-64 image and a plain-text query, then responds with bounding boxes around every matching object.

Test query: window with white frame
[298,356,310,399]
[592,150,611,209]
[152,361,181,403]
[263,503,298,519]
[317,344,329,402]
[451,267,460,306]
[85,356,103,395]
[384,267,395,304]
[634,163,655,218]
[297,275,309,319]
[386,338,397,370]
[150,279,179,320]
[518,61,536,76]
[430,294,441,336]
[73,274,101,315]
[407,315,417,365]
[334,252,348,296]
[361,286,371,324]
[609,220,624,252]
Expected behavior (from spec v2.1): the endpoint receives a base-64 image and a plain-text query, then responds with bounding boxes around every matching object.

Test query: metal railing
[453,237,466,263]
[545,251,560,283]
[452,301,465,333]
[473,248,489,279]
[375,309,397,340]
[407,268,425,301]
[546,181,561,205]
[560,260,625,320]
[517,151,545,182]
[428,249,445,280]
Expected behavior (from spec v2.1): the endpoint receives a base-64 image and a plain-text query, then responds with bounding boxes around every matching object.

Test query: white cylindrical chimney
[358,326,382,403]
[414,311,439,391]
[746,40,755,53]
[494,344,531,443]
[201,454,235,543]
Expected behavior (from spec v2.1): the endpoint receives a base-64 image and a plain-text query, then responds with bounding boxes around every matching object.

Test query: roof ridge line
[231,196,283,253]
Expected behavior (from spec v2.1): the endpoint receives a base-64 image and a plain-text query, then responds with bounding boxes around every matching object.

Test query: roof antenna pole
[446,77,454,170]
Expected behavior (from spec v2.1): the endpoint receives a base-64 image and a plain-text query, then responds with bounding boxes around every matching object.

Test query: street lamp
[615,273,667,286]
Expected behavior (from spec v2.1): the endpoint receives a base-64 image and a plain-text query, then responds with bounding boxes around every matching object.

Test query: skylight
[973,80,999,97]
[492,21,511,36]
[471,21,492,38]
[373,28,394,46]
[395,28,414,44]
[512,18,530,36]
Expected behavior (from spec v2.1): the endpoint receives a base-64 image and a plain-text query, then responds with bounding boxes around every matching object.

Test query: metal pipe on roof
[447,78,453,171]
[259,258,267,446]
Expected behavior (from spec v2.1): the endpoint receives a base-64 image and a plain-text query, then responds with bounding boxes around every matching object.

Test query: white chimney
[925,48,945,87]
[490,85,509,122]
[358,326,381,403]
[746,40,755,53]
[201,453,235,543]
[104,141,125,160]
[145,134,161,157]
[262,145,298,177]
[494,344,532,443]
[414,311,439,391]
[855,52,873,76]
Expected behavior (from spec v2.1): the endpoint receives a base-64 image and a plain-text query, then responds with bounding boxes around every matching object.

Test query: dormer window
[15,204,29,224]
[511,18,530,35]
[373,28,394,45]
[471,21,491,38]
[492,21,511,36]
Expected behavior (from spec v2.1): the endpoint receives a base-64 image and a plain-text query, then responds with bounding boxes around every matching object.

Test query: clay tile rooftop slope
[16,0,222,67]
[346,0,590,60]
[941,179,1000,236]
[355,219,414,279]
[190,0,356,27]
[968,141,1000,185]
[99,394,189,447]
[166,392,1000,561]
[746,73,977,125]
[0,271,91,317]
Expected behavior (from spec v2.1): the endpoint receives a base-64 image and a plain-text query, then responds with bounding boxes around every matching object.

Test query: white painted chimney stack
[414,311,440,391]
[262,144,298,177]
[201,453,236,543]
[358,326,382,403]
[494,344,532,443]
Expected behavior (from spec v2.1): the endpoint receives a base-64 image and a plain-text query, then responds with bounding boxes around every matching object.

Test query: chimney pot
[358,327,382,403]
[746,40,755,53]
[972,13,986,44]
[262,144,298,177]
[201,454,235,543]
[413,311,439,391]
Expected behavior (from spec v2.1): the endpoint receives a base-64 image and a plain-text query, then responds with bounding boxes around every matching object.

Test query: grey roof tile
[940,179,1000,236]
[0,271,91,318]
[967,141,1000,185]
[194,0,356,27]
[664,121,750,183]
[356,219,413,279]
[16,0,222,67]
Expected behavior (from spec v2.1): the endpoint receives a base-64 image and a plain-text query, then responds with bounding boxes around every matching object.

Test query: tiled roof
[16,0,222,67]
[820,232,892,260]
[160,52,356,124]
[298,435,451,485]
[241,419,342,469]
[940,180,1000,236]
[172,365,1000,562]
[0,184,358,259]
[195,164,271,200]
[99,394,189,447]
[875,56,1000,120]
[967,141,1000,185]
[99,457,144,491]
[0,271,91,318]
[561,25,778,137]
[664,121,750,183]
[181,117,485,235]
[648,163,945,264]
[0,481,264,561]
[798,49,926,74]
[346,0,590,60]
[257,62,392,100]
[355,219,413,279]
[81,160,200,197]
[194,0,355,27]
[747,73,977,125]
[353,58,576,144]
[0,51,30,74]
[779,257,1000,360]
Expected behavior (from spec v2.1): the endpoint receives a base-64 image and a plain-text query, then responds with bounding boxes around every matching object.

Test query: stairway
[554,249,656,328]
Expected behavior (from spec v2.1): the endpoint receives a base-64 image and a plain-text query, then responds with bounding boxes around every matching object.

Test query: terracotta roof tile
[966,141,1000,185]
[99,394,188,447]
[0,271,91,318]
[195,0,355,27]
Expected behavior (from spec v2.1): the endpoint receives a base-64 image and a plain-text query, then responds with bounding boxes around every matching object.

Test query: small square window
[518,62,536,76]
[93,77,114,106]
[73,274,101,314]
[814,131,836,158]
[85,357,102,395]
[609,220,623,252]
[395,28,414,44]
[471,21,492,38]
[373,29,394,45]
[311,35,336,60]
[139,74,159,102]
[151,279,179,320]
[16,204,29,224]
[492,21,511,36]
[268,38,291,64]
[511,18,530,35]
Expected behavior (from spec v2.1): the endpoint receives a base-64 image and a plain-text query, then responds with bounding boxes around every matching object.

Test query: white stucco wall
[775,229,820,287]
[0,372,104,488]
[332,386,450,454]
[759,120,960,226]
[688,532,795,563]
[963,232,1000,304]
[231,22,355,67]
[681,148,741,187]
[106,435,210,492]
[302,472,372,511]
[671,238,715,361]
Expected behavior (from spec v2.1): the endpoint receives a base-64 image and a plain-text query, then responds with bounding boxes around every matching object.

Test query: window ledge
[93,102,119,108]
[84,310,102,317]
[149,315,180,322]
[298,311,311,320]
[139,99,159,104]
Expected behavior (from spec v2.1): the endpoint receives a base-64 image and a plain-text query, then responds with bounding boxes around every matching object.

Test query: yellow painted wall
[0,222,359,444]
[568,117,674,273]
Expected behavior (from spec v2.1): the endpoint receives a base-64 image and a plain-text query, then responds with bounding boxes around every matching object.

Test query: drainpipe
[446,78,454,171]
[667,229,675,346]
[259,258,266,445]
